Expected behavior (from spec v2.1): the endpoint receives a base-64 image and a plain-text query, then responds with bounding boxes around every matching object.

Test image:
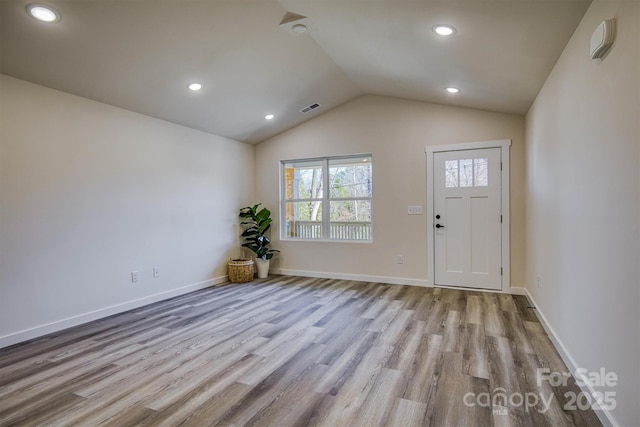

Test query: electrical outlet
[396,255,404,264]
[153,267,160,278]
[536,276,540,288]
[131,271,139,283]
[407,206,423,215]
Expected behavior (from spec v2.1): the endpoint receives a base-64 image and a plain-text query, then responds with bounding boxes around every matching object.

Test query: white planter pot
[254,258,270,279]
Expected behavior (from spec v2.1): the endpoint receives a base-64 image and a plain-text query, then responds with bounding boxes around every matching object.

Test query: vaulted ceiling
[0,0,591,144]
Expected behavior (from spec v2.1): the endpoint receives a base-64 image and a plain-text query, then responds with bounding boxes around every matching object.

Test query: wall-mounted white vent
[300,102,321,114]
[590,19,616,59]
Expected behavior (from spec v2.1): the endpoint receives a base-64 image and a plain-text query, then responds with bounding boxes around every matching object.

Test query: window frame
[280,154,373,242]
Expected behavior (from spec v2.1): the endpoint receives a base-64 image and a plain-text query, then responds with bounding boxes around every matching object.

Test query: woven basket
[228,258,254,283]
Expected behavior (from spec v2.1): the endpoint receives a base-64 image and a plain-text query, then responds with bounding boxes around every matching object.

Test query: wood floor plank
[400,333,443,403]
[217,343,327,427]
[385,319,425,370]
[523,321,569,374]
[2,392,87,427]
[0,276,601,427]
[484,299,508,337]
[0,342,146,401]
[313,316,373,366]
[503,310,534,356]
[513,294,540,322]
[162,381,253,427]
[239,364,328,427]
[487,335,530,426]
[463,323,490,379]
[423,300,448,334]
[351,367,403,426]
[499,294,519,312]
[466,294,484,325]
[387,398,427,427]
[312,331,378,395]
[441,288,467,312]
[441,309,464,353]
[427,351,492,426]
[136,355,264,426]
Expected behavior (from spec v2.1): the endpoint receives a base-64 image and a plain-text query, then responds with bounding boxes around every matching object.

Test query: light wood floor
[0,276,601,426]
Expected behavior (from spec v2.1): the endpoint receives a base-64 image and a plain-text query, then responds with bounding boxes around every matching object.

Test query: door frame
[425,139,511,292]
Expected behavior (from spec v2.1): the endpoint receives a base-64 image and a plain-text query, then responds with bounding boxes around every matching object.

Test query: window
[281,155,372,241]
[445,158,488,188]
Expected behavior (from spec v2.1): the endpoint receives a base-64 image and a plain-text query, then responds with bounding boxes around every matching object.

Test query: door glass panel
[445,157,490,188]
[474,158,488,187]
[445,160,458,188]
[459,159,473,187]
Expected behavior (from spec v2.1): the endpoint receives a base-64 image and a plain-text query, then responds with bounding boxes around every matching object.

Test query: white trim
[279,154,374,242]
[271,268,431,287]
[425,139,511,292]
[524,289,616,427]
[508,286,527,296]
[0,276,228,349]
[424,139,512,153]
[280,238,372,244]
[435,283,526,295]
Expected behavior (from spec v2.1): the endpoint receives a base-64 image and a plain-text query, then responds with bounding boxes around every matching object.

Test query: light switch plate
[408,206,423,215]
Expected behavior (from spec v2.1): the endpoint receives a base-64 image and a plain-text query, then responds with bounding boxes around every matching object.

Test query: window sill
[280,238,373,244]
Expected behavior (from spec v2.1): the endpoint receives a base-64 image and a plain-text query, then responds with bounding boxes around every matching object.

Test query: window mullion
[328,197,371,202]
[284,198,324,202]
[322,159,330,239]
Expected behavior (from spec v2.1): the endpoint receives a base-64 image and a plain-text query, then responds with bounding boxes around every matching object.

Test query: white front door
[433,148,502,290]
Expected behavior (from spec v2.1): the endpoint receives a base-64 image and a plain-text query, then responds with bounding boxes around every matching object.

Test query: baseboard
[0,276,228,349]
[271,268,431,287]
[524,289,617,427]
[509,286,527,295]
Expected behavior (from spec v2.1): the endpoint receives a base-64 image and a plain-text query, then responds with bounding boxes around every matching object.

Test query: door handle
[435,224,445,229]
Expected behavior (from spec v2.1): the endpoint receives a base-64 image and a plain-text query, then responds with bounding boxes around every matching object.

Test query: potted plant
[239,203,279,278]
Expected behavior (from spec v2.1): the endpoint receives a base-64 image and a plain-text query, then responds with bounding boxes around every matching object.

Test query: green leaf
[255,208,270,222]
[241,243,260,254]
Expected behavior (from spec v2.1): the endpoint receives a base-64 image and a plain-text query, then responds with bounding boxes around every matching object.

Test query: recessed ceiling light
[265,114,275,120]
[187,83,202,91]
[292,24,307,33]
[26,4,61,23]
[433,25,456,36]
[446,87,460,94]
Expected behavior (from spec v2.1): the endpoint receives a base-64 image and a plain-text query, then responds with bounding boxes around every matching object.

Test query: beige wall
[256,95,525,287]
[0,75,255,346]
[525,1,639,425]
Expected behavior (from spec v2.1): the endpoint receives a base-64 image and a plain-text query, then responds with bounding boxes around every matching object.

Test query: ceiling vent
[300,102,321,114]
